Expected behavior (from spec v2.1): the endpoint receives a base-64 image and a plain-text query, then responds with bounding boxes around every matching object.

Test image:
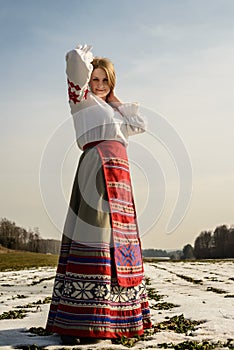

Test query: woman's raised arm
[65,44,93,110]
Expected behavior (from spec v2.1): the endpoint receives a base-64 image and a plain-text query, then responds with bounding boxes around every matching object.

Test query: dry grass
[0,251,58,271]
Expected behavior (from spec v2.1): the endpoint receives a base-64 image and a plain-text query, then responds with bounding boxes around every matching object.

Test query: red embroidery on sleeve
[68,79,81,91]
[67,79,82,104]
[83,88,89,100]
[68,88,80,104]
[67,79,89,104]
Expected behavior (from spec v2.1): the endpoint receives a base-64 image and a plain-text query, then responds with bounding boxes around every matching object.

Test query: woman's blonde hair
[91,57,116,91]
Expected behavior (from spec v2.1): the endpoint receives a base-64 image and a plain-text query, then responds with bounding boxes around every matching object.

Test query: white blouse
[66,44,146,150]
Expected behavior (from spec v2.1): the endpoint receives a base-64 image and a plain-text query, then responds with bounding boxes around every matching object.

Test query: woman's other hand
[107,90,122,105]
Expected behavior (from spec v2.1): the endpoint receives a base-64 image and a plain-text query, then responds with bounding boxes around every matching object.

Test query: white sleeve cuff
[74,44,94,71]
[118,102,139,118]
[118,102,147,134]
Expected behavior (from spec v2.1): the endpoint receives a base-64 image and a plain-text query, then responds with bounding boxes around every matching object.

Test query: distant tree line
[193,224,234,259]
[142,248,169,258]
[143,224,234,261]
[0,218,60,254]
[181,224,234,260]
[2,217,233,259]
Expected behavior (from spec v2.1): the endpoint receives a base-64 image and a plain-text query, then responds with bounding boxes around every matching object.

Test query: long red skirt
[46,141,152,338]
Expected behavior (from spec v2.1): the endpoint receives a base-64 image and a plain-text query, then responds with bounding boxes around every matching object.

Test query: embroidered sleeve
[118,102,147,135]
[65,44,93,106]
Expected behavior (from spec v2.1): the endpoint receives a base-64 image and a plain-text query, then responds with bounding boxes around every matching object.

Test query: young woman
[46,44,152,345]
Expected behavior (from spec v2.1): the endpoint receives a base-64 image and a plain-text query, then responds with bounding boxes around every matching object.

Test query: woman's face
[89,68,111,100]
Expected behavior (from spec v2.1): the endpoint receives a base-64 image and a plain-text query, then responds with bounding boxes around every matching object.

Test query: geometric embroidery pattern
[46,239,151,339]
[67,78,89,104]
[96,140,144,287]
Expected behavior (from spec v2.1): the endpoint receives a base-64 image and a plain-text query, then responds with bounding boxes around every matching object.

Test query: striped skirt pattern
[46,141,152,338]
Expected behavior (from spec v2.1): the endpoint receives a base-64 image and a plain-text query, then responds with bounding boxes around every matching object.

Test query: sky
[0,0,234,250]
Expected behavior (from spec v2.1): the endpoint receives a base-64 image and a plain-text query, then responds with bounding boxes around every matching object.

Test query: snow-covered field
[0,261,234,349]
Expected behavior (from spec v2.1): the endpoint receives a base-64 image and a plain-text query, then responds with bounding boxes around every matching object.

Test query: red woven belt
[83,141,104,151]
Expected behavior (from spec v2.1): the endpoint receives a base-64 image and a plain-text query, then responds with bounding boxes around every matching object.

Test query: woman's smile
[89,67,111,100]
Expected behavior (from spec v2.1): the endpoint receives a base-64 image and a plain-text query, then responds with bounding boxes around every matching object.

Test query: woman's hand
[107,90,122,104]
